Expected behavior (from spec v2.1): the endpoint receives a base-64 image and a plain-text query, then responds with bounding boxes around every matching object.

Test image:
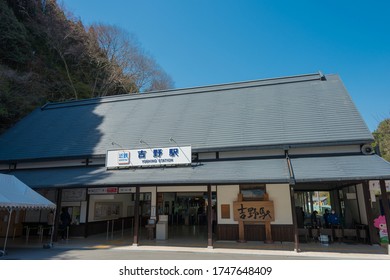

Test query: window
[240,184,266,201]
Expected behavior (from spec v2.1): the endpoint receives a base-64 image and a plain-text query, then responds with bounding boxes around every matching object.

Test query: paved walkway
[1,228,389,259]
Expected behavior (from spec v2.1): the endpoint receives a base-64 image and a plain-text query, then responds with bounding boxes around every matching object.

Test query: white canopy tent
[0,174,56,256]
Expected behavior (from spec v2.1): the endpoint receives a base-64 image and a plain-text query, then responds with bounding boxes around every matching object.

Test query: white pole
[49,208,57,247]
[1,208,13,256]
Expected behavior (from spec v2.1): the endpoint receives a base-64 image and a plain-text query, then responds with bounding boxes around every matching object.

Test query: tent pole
[49,208,57,247]
[1,208,13,256]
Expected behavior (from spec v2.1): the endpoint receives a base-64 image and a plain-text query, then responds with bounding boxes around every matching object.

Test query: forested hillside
[0,0,173,134]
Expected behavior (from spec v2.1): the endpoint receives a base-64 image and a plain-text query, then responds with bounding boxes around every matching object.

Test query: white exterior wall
[206,145,360,160]
[267,184,293,224]
[289,145,361,155]
[14,158,105,169]
[2,145,362,171]
[217,184,292,225]
[219,149,284,159]
[198,153,217,160]
[0,164,9,170]
[0,158,105,170]
[217,185,240,224]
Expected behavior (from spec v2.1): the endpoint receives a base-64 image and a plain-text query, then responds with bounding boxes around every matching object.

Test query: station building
[1,72,389,250]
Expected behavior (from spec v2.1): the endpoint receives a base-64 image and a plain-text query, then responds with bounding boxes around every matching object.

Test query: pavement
[1,230,390,260]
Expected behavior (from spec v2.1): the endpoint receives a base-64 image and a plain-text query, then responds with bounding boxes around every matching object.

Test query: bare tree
[86,26,134,97]
[90,23,174,93]
[43,2,81,99]
[41,2,133,99]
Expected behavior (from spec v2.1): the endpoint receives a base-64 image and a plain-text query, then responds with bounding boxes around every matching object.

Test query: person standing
[311,211,320,228]
[323,209,330,228]
[60,208,71,240]
[296,207,305,228]
[328,210,340,226]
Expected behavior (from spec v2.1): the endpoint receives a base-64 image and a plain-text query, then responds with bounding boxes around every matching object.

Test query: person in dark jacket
[310,211,320,228]
[60,208,71,240]
[323,209,330,228]
[328,210,340,226]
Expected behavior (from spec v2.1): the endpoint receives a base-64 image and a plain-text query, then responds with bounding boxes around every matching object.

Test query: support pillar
[133,186,140,246]
[309,192,314,214]
[304,192,309,215]
[53,189,62,242]
[207,184,213,249]
[236,193,246,243]
[362,181,378,244]
[84,193,90,238]
[290,185,300,252]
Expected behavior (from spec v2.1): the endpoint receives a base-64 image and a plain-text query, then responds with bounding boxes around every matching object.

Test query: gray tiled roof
[291,154,390,182]
[0,73,373,161]
[5,158,291,188]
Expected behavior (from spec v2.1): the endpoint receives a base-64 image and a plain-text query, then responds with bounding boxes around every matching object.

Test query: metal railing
[106,217,131,240]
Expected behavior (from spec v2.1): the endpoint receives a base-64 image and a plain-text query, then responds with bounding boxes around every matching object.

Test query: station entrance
[157,192,216,226]
[156,192,216,241]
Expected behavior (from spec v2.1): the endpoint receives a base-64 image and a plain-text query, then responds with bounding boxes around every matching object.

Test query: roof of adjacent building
[0,72,374,162]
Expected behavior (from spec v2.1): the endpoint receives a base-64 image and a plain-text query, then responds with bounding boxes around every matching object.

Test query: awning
[291,154,390,183]
[5,158,291,188]
[0,174,56,209]
[0,174,56,256]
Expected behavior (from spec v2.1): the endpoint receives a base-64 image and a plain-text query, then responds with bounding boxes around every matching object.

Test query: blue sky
[61,0,390,131]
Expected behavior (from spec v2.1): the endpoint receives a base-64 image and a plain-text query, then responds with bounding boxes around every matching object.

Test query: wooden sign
[221,204,230,219]
[233,201,275,222]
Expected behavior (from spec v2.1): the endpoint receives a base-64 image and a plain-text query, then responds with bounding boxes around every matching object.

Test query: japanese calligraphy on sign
[233,201,275,222]
[106,146,192,168]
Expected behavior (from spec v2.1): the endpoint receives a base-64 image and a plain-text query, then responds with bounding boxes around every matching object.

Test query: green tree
[373,118,390,162]
[0,0,31,67]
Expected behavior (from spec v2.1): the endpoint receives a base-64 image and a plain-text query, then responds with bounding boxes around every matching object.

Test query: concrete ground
[1,226,389,260]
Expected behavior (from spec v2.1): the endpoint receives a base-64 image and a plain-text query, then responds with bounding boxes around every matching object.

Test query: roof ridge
[41,72,325,110]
